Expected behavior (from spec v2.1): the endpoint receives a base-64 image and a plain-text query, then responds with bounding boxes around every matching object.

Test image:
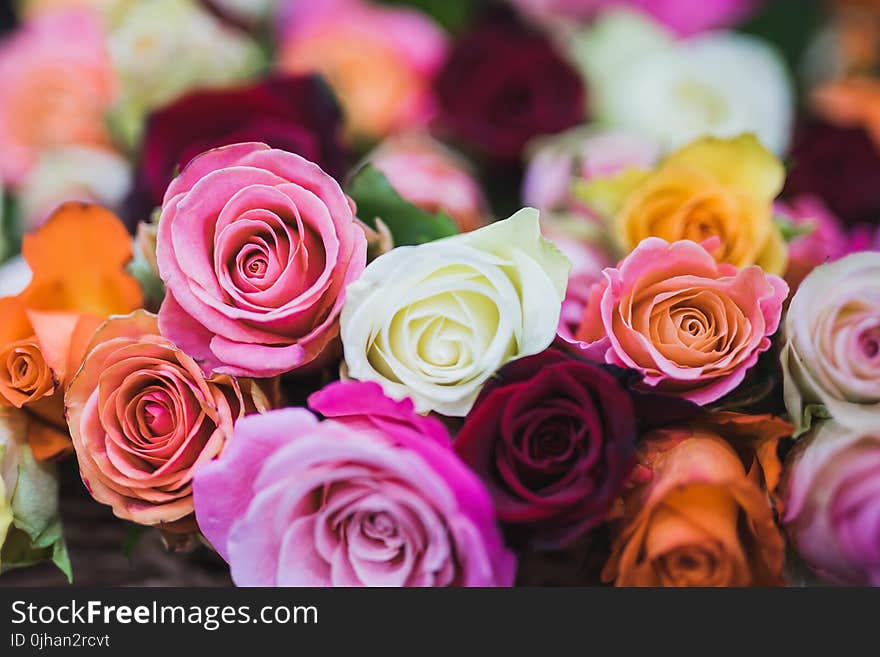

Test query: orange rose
[813,78,880,149]
[602,412,790,587]
[0,203,142,459]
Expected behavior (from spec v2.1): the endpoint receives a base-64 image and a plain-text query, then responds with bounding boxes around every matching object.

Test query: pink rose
[276,0,447,140]
[575,238,788,404]
[66,311,270,528]
[369,133,488,233]
[778,195,880,291]
[522,129,660,215]
[0,9,116,185]
[510,0,759,36]
[193,381,515,586]
[783,420,880,586]
[156,142,367,378]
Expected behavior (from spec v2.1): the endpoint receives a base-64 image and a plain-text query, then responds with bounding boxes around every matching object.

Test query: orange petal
[19,203,143,317]
[26,414,73,461]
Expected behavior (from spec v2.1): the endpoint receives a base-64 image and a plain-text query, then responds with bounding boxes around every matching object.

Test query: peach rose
[276,0,447,140]
[66,311,271,528]
[576,238,788,404]
[603,412,789,587]
[0,10,116,186]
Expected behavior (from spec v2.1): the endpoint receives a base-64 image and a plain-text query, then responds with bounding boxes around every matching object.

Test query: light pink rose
[778,195,880,291]
[276,0,447,139]
[0,9,116,186]
[510,0,759,36]
[193,381,515,586]
[66,311,270,528]
[522,129,660,215]
[370,133,488,233]
[783,420,880,586]
[575,238,788,404]
[156,142,367,378]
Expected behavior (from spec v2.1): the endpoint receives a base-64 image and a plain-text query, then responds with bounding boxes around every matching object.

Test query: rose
[368,133,488,233]
[277,0,447,140]
[784,119,880,226]
[602,412,788,586]
[776,196,878,291]
[107,0,263,146]
[510,0,760,36]
[341,208,570,416]
[138,74,347,208]
[783,420,880,585]
[576,238,788,405]
[434,10,586,161]
[0,406,69,577]
[571,10,792,155]
[19,146,132,231]
[454,348,637,549]
[522,127,660,216]
[579,135,788,274]
[0,9,116,186]
[0,203,143,460]
[66,311,270,528]
[156,142,367,378]
[781,252,880,434]
[193,381,516,586]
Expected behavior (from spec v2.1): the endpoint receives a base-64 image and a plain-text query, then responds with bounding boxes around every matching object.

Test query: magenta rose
[193,381,515,586]
[576,238,788,405]
[783,420,880,585]
[434,10,586,161]
[156,142,367,378]
[137,74,346,207]
[454,348,637,549]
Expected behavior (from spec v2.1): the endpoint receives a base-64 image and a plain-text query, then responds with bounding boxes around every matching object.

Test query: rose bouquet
[1,0,879,588]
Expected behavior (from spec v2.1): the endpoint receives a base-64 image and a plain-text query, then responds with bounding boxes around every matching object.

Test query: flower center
[141,394,174,437]
[245,254,269,279]
[364,511,398,540]
[858,327,880,359]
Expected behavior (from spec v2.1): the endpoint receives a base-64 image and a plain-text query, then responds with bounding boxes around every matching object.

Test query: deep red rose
[434,12,586,161]
[137,74,347,207]
[785,119,880,226]
[454,348,636,550]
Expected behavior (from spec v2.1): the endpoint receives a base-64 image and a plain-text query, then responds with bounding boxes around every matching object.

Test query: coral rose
[156,142,367,378]
[193,381,515,586]
[579,134,788,274]
[603,412,789,586]
[0,9,116,186]
[576,238,788,405]
[66,311,271,528]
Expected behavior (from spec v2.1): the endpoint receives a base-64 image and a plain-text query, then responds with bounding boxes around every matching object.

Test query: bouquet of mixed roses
[1,0,879,587]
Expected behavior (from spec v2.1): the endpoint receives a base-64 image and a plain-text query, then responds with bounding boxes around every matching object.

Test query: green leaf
[347,165,459,247]
[122,524,146,561]
[774,214,815,243]
[377,0,477,33]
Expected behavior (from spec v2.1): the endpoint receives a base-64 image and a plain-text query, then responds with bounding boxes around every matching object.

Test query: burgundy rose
[784,119,880,226]
[434,12,586,161]
[454,348,637,549]
[137,74,346,207]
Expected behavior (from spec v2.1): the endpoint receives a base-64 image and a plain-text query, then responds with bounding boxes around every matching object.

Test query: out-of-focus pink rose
[0,10,116,186]
[276,0,447,140]
[193,381,516,586]
[156,142,367,378]
[369,134,488,233]
[575,238,788,405]
[783,420,880,585]
[509,0,760,36]
[523,128,660,216]
[541,217,613,340]
[778,195,880,291]
[66,311,270,529]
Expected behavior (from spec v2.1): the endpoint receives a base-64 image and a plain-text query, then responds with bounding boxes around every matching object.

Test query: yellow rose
[577,134,787,274]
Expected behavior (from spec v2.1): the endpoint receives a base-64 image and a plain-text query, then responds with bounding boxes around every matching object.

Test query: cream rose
[781,252,880,434]
[341,208,570,416]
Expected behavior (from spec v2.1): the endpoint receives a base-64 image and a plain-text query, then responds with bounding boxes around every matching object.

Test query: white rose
[571,10,793,155]
[19,146,132,231]
[781,252,880,435]
[341,208,571,416]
